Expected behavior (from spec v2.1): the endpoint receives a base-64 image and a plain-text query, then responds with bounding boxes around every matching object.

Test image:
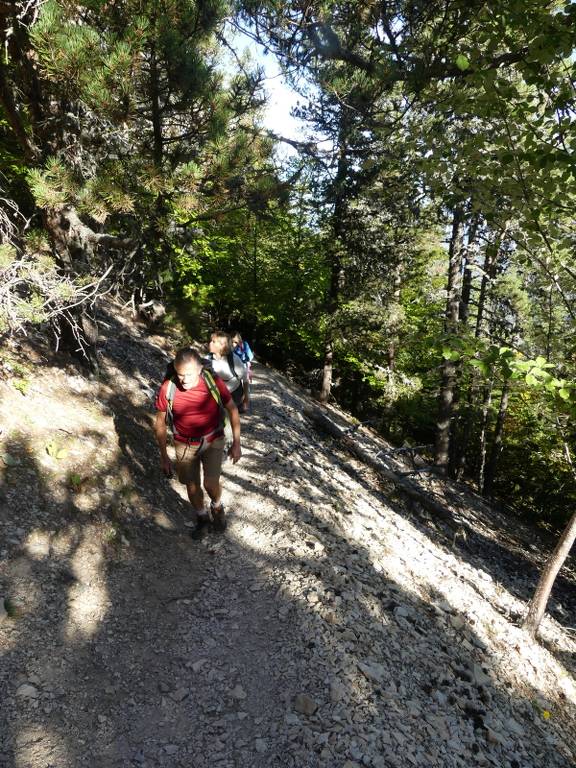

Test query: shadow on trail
[0,305,574,768]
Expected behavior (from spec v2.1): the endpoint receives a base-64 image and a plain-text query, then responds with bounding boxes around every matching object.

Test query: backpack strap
[165,379,177,436]
[203,370,226,429]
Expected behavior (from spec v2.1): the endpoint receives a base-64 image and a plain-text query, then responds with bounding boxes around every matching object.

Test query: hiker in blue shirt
[232,332,254,408]
[232,332,253,370]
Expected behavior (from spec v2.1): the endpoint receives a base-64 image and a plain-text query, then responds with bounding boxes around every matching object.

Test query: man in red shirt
[154,347,241,537]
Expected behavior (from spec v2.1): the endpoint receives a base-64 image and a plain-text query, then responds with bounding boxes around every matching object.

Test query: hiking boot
[211,502,227,532]
[189,513,210,540]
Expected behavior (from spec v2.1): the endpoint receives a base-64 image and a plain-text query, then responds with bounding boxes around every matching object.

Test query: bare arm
[225,399,242,463]
[154,411,172,476]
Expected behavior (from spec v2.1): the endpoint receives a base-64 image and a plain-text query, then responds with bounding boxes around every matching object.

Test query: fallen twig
[303,404,457,525]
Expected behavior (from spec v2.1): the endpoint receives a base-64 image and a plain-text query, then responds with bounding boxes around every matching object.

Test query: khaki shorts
[174,437,225,486]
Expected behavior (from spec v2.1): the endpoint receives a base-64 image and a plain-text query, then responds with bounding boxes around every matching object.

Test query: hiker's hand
[228,440,241,464]
[161,456,173,478]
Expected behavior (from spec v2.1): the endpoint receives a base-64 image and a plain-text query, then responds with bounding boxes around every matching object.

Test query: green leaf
[470,359,489,376]
[558,388,571,400]
[455,54,470,71]
[12,378,30,396]
[68,472,84,490]
[1,453,21,466]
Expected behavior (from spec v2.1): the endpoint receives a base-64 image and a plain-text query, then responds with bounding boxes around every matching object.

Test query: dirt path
[1,302,575,768]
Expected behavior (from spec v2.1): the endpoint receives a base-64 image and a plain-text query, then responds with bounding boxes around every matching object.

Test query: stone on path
[506,717,525,737]
[294,693,318,716]
[330,680,347,703]
[230,684,247,701]
[472,663,491,687]
[16,684,39,699]
[169,687,189,702]
[450,614,466,630]
[357,661,386,685]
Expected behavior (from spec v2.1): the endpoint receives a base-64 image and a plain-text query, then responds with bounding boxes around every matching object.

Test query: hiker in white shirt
[206,331,250,413]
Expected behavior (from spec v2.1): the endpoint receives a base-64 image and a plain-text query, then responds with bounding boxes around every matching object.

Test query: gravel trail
[1,302,575,767]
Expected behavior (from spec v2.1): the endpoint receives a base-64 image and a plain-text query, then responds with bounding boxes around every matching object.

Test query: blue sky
[226,27,303,156]
[254,49,301,142]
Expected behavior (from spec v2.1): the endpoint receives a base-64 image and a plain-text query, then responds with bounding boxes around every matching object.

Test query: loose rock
[294,693,318,716]
[16,684,39,699]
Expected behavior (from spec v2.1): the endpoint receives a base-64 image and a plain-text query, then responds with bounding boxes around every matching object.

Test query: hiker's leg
[186,480,204,513]
[203,477,221,507]
[175,443,204,517]
[202,438,226,531]
[201,438,225,507]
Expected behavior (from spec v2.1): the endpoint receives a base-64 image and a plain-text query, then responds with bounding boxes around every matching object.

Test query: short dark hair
[174,347,203,367]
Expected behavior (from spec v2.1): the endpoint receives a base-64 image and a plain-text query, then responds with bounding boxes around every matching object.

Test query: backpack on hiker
[234,339,254,366]
[204,350,245,409]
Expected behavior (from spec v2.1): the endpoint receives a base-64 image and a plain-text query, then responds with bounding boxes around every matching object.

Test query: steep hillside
[0,301,575,768]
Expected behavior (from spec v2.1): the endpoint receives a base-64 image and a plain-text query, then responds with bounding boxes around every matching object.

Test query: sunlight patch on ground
[23,530,51,559]
[15,725,60,768]
[153,510,176,530]
[64,531,109,640]
[65,580,108,640]
[236,410,576,714]
[361,510,576,707]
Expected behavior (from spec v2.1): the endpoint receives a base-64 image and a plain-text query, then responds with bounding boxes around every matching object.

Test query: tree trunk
[451,217,480,477]
[435,207,464,468]
[319,110,349,403]
[459,265,472,324]
[523,511,576,638]
[252,217,258,296]
[475,238,498,338]
[477,378,494,493]
[474,235,502,491]
[386,259,403,371]
[292,186,305,301]
[149,43,164,168]
[483,379,509,496]
[319,243,342,402]
[545,284,553,362]
[319,339,333,402]
[56,308,100,372]
[44,205,132,370]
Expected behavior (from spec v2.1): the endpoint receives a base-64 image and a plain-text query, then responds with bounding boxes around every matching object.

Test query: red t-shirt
[155,375,231,442]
